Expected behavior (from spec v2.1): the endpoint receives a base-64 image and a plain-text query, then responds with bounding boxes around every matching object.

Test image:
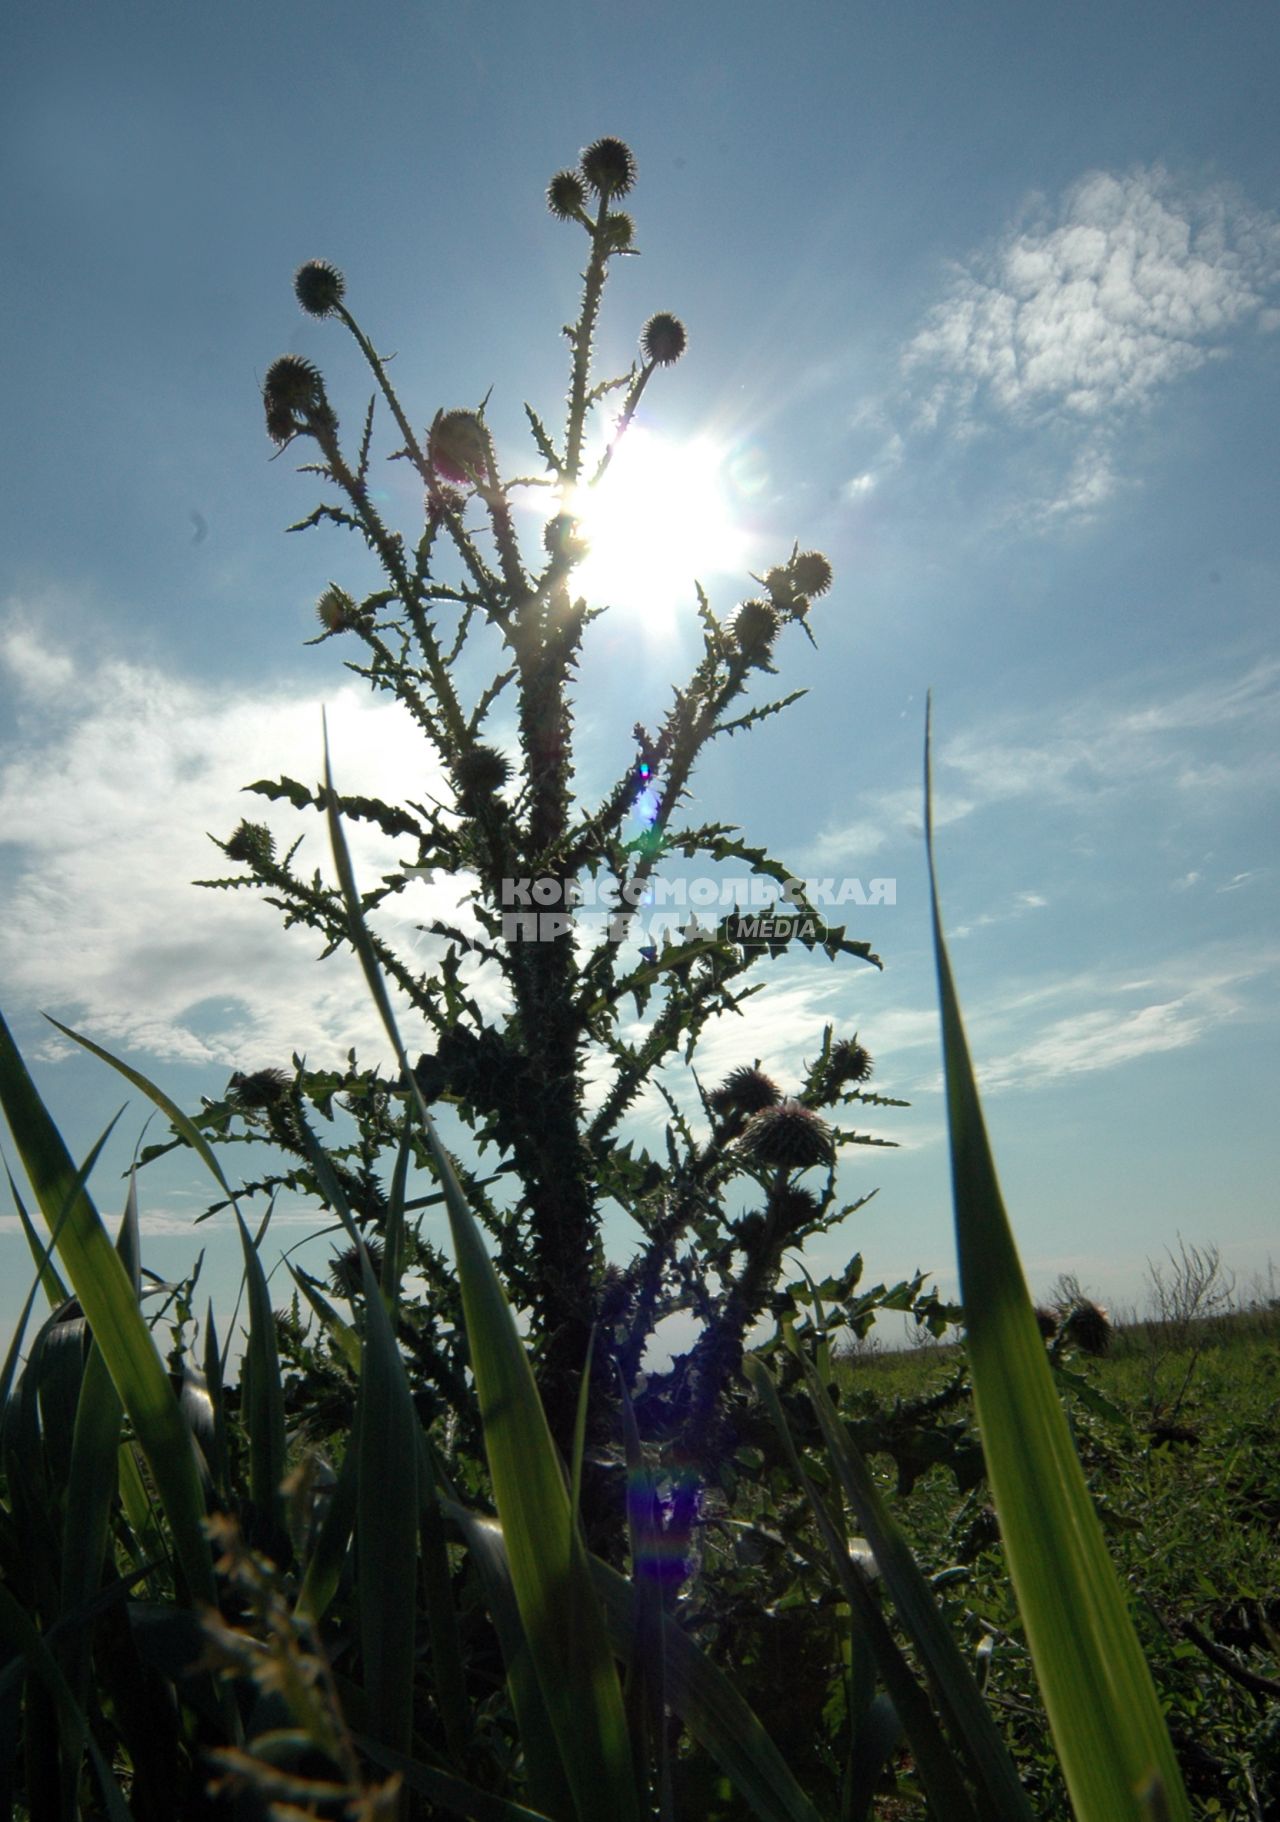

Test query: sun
[559,426,751,632]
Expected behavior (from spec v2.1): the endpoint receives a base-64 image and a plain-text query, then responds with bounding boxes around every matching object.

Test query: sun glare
[561,427,751,632]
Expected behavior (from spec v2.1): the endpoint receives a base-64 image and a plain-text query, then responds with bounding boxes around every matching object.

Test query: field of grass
[833,1307,1280,1816]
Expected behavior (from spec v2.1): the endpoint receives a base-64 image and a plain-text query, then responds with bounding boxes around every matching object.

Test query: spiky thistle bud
[763,565,808,620]
[293,259,345,317]
[709,1066,781,1117]
[738,1099,835,1171]
[601,211,636,252]
[767,1184,823,1234]
[1034,1305,1059,1340]
[429,409,490,486]
[315,584,358,632]
[790,550,833,598]
[329,1237,384,1301]
[827,1037,873,1085]
[1061,1298,1111,1357]
[641,312,687,367]
[263,354,324,413]
[543,512,589,564]
[224,821,275,865]
[580,136,636,197]
[453,745,512,805]
[263,355,331,445]
[227,1067,291,1110]
[727,597,779,661]
[547,169,588,219]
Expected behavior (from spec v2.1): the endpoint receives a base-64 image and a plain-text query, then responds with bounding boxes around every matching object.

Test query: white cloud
[898,166,1280,523]
[906,167,1280,425]
[0,608,491,1071]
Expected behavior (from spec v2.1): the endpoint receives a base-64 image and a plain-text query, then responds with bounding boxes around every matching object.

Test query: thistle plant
[189,137,912,1524]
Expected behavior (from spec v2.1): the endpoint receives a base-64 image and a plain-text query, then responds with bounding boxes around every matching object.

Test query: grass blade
[744,1356,981,1822]
[0,1012,215,1607]
[287,1263,362,1374]
[924,703,1190,1822]
[234,1205,289,1552]
[45,1015,239,1209]
[353,1242,419,1763]
[4,1157,69,1308]
[788,1347,1033,1817]
[321,730,639,1822]
[356,1735,557,1822]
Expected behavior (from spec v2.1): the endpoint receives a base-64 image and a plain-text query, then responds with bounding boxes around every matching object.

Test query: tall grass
[0,736,1196,1816]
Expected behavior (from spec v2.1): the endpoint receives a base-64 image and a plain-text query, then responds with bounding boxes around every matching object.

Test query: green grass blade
[787,1347,1033,1818]
[383,1114,412,1318]
[589,1551,827,1822]
[46,1015,239,1208]
[202,1301,229,1497]
[616,1369,669,1817]
[744,1357,981,1822]
[287,1263,362,1374]
[447,1504,576,1822]
[60,1190,138,1675]
[295,1407,359,1627]
[234,1205,289,1550]
[4,1157,69,1307]
[0,1011,215,1607]
[353,1244,419,1762]
[356,1734,557,1821]
[322,732,639,1822]
[0,1582,134,1822]
[415,1429,472,1765]
[924,704,1190,1822]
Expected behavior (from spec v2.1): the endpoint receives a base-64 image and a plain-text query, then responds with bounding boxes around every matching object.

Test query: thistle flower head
[601,211,636,252]
[580,136,636,197]
[263,354,324,413]
[547,169,588,219]
[293,259,345,318]
[224,820,275,865]
[1034,1305,1059,1340]
[1061,1298,1111,1357]
[315,584,358,632]
[641,312,687,367]
[263,354,329,445]
[727,597,779,661]
[767,1184,823,1234]
[738,1098,835,1171]
[789,550,833,598]
[429,409,489,486]
[227,1067,291,1110]
[709,1065,781,1117]
[329,1237,384,1302]
[543,512,589,564]
[453,744,512,803]
[827,1037,873,1085]
[763,564,808,620]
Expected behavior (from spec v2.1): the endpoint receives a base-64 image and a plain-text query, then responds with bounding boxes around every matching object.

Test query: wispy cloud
[812,657,1280,865]
[918,944,1279,1096]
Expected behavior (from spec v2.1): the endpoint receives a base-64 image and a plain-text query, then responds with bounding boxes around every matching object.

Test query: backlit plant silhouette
[191,135,916,1512]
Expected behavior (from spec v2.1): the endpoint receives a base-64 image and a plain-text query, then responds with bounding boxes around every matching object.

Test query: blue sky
[1,1,1277,1356]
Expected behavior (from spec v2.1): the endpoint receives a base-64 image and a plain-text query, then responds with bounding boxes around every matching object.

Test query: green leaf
[923,702,1190,1822]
